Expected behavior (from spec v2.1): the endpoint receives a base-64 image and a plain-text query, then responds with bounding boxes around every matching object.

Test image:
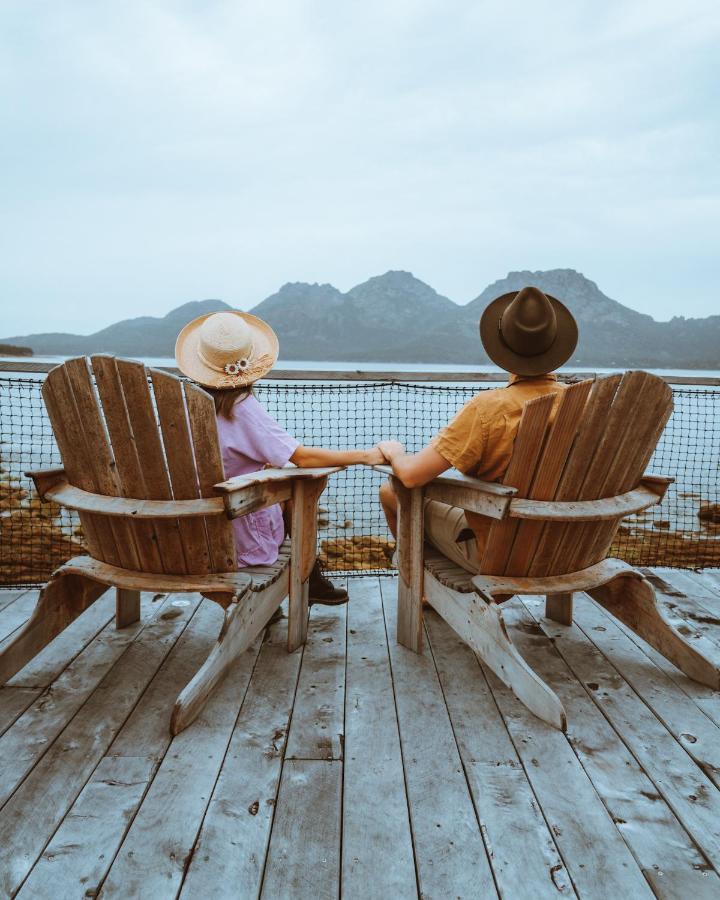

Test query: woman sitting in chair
[175,310,383,605]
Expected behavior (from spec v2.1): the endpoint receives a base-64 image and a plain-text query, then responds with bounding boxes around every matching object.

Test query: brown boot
[309,560,349,606]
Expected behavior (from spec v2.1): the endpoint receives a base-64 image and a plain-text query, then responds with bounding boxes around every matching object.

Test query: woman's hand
[377,440,405,462]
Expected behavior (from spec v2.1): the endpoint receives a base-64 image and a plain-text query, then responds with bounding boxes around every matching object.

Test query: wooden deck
[0,571,719,898]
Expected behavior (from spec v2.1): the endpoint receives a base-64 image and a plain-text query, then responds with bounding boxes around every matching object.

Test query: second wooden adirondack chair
[0,356,340,733]
[387,370,720,730]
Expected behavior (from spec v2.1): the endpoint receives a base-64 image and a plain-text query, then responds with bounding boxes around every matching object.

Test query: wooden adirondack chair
[388,370,720,730]
[0,356,339,733]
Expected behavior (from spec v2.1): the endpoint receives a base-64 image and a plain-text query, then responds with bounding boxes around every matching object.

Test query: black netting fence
[1,373,718,587]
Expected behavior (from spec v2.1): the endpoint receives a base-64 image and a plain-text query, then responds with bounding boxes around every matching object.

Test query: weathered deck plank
[0,570,718,900]
[477,619,654,898]
[180,615,303,898]
[544,592,720,787]
[342,578,417,899]
[284,602,346,762]
[0,590,39,645]
[261,759,343,899]
[0,592,155,809]
[524,594,720,875]
[380,578,499,899]
[19,596,226,896]
[99,602,260,898]
[424,609,574,897]
[0,595,201,896]
[0,589,29,614]
[513,597,720,897]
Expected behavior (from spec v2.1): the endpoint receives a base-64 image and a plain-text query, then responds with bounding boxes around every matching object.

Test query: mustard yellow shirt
[431,373,566,554]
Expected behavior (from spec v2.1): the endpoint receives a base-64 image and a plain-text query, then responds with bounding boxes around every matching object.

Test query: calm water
[14,355,720,380]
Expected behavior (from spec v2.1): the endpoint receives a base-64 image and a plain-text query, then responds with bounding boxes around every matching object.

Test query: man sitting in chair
[378,286,578,572]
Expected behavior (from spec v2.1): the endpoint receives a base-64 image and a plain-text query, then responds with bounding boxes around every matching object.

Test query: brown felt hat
[479,286,578,376]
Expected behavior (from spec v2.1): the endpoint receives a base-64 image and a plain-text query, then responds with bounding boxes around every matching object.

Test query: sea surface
[12,355,720,381]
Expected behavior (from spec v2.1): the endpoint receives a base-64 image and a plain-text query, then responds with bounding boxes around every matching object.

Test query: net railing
[1,374,718,586]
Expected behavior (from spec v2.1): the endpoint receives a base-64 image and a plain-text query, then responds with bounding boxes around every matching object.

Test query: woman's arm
[290,445,385,468]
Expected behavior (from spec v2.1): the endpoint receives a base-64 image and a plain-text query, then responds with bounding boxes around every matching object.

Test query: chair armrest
[26,468,228,517]
[215,466,343,519]
[214,465,343,493]
[372,464,515,521]
[506,475,674,522]
[25,467,67,499]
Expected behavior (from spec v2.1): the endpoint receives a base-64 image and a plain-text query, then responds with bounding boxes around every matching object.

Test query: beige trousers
[423,499,480,574]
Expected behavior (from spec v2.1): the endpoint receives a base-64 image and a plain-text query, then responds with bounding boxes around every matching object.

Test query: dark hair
[205,385,253,418]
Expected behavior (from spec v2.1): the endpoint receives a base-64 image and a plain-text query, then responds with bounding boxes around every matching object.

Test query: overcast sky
[1,0,718,336]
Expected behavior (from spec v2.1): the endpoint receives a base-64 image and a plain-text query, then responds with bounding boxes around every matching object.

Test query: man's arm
[377,440,451,489]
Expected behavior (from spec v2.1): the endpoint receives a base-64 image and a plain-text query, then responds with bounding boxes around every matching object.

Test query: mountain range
[3,269,718,367]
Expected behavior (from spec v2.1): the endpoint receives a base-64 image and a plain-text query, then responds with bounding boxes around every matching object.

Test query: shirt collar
[507,372,559,385]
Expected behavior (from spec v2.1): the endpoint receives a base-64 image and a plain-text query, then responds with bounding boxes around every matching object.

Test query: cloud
[1,0,718,334]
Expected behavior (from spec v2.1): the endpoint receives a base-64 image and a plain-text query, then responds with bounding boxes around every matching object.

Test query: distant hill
[2,270,718,367]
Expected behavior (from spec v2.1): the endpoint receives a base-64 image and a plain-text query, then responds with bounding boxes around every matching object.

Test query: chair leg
[171,579,285,735]
[424,573,567,731]
[588,572,720,689]
[287,478,326,653]
[116,588,141,628]
[394,480,424,653]
[545,592,573,625]
[0,571,107,684]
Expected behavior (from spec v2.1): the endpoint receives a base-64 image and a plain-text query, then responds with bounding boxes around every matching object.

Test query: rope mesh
[1,374,718,586]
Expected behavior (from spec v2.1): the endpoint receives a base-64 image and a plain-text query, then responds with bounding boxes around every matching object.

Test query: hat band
[498,317,555,358]
[197,340,255,375]
[210,352,276,386]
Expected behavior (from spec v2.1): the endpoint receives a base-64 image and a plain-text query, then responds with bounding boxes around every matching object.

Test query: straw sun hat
[175,311,279,388]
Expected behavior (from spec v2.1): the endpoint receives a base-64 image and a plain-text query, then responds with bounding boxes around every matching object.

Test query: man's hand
[377,442,451,489]
[377,440,406,463]
[363,446,387,466]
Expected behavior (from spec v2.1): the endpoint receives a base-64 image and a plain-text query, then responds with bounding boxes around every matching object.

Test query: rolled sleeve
[431,400,488,474]
[227,396,299,468]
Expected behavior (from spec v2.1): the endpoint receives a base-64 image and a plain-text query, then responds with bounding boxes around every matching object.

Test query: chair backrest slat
[184,382,237,572]
[113,359,189,574]
[92,355,165,572]
[504,380,593,576]
[479,393,557,575]
[579,375,673,568]
[62,357,142,570]
[530,374,622,576]
[150,370,213,574]
[42,366,108,562]
[564,372,670,571]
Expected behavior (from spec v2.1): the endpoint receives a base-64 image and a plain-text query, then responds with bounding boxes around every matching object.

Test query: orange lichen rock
[320,535,395,571]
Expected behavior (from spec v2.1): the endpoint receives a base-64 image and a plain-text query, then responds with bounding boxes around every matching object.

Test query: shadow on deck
[0,570,719,898]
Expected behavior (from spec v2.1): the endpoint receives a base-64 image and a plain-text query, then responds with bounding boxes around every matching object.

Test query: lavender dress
[216,395,299,567]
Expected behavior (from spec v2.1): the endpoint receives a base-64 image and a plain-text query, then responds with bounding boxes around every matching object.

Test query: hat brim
[479,291,578,376]
[175,311,279,388]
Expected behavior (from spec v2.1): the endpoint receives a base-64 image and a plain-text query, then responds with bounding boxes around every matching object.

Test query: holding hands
[376,440,405,463]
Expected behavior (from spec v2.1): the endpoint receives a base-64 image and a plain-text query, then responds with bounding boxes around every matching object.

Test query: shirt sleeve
[431,398,488,474]
[230,397,300,467]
